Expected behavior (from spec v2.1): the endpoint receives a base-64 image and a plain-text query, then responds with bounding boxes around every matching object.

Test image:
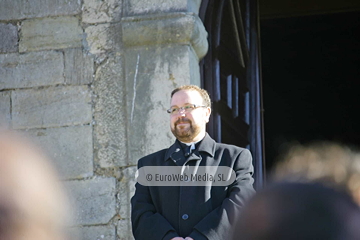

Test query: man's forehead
[170,93,203,107]
[171,90,202,102]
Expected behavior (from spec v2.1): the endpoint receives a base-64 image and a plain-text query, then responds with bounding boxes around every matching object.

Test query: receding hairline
[170,85,211,108]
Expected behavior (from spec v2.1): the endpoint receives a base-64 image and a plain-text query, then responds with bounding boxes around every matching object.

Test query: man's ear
[205,107,211,123]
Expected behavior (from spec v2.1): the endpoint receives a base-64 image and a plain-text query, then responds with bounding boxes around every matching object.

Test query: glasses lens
[168,107,177,114]
[184,105,194,111]
[168,105,198,114]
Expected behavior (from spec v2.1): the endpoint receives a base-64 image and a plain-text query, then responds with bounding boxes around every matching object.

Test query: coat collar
[164,133,216,162]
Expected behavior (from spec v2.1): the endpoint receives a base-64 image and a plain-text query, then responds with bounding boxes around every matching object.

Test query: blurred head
[169,85,211,143]
[272,141,360,205]
[234,182,360,240]
[0,130,70,240]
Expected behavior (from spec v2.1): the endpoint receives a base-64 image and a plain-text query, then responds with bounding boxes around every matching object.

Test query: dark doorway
[199,0,265,189]
[261,11,360,175]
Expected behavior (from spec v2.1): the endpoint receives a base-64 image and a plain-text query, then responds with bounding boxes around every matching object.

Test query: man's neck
[179,132,206,145]
[179,138,201,146]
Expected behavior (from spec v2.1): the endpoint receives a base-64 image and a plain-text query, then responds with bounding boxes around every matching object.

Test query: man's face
[170,90,211,143]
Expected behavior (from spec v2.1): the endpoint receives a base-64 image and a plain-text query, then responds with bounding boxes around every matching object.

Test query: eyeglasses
[167,104,207,115]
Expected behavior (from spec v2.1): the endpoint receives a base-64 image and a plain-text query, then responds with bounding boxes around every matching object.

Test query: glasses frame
[167,104,207,115]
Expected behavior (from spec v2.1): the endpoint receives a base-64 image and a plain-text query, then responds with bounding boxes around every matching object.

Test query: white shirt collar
[180,139,202,151]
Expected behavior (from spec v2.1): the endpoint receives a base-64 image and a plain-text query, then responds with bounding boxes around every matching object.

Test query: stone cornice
[122,12,208,60]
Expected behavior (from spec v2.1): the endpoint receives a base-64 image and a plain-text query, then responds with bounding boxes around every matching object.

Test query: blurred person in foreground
[272,141,360,205]
[233,181,360,240]
[0,129,70,240]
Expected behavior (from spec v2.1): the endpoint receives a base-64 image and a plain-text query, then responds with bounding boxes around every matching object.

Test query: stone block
[65,177,117,225]
[0,0,81,21]
[84,23,122,56]
[0,23,18,53]
[23,126,93,180]
[122,13,208,60]
[12,85,92,129]
[64,48,94,85]
[118,167,136,219]
[0,51,64,90]
[117,219,134,240]
[124,45,200,164]
[93,56,127,168]
[70,225,116,240]
[124,0,201,16]
[83,0,122,23]
[0,91,11,128]
[20,16,83,52]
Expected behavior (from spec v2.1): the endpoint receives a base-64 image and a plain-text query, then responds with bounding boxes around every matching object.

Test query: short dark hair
[171,85,211,108]
[234,182,360,240]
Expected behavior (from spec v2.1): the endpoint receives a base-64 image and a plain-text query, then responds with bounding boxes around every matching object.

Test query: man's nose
[175,112,186,119]
[178,113,186,118]
[178,108,186,115]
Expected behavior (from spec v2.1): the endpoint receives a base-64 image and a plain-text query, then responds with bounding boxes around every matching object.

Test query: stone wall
[0,0,207,239]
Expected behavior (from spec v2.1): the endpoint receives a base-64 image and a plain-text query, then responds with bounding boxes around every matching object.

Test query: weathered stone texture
[20,16,83,52]
[23,126,93,180]
[85,24,111,55]
[0,0,81,21]
[65,48,94,85]
[0,23,18,53]
[93,56,127,168]
[12,86,92,129]
[122,13,208,60]
[71,225,116,240]
[0,91,11,127]
[84,23,122,56]
[125,46,200,164]
[118,219,134,240]
[118,167,136,219]
[0,51,64,90]
[83,0,122,23]
[124,0,202,16]
[65,177,117,225]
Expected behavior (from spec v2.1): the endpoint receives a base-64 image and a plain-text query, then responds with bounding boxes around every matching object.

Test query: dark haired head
[234,182,360,240]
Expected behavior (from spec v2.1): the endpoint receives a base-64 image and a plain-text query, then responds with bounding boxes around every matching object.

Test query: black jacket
[131,133,255,240]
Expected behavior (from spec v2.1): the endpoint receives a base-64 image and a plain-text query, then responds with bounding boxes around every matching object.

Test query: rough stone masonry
[0,0,207,239]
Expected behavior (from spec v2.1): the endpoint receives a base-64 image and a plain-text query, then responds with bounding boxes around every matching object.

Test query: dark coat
[131,133,255,240]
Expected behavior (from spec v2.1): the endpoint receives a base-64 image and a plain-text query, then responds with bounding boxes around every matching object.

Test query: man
[131,85,255,240]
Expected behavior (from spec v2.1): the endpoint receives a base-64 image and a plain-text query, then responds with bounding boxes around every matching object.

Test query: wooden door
[199,0,265,189]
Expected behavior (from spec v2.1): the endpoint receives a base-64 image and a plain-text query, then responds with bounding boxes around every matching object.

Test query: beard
[171,118,202,143]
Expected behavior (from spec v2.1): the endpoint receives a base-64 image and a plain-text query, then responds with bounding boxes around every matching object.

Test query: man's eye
[171,108,178,113]
[184,105,193,110]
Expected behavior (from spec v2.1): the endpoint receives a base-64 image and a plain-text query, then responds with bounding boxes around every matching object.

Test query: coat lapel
[163,133,217,165]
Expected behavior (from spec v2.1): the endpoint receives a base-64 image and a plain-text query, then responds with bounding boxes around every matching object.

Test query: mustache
[175,118,191,125]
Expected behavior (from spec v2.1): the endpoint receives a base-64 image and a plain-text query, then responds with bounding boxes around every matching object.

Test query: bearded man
[131,85,255,240]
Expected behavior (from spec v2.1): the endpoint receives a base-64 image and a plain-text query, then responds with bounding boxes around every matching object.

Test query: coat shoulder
[215,142,250,155]
[137,148,168,166]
